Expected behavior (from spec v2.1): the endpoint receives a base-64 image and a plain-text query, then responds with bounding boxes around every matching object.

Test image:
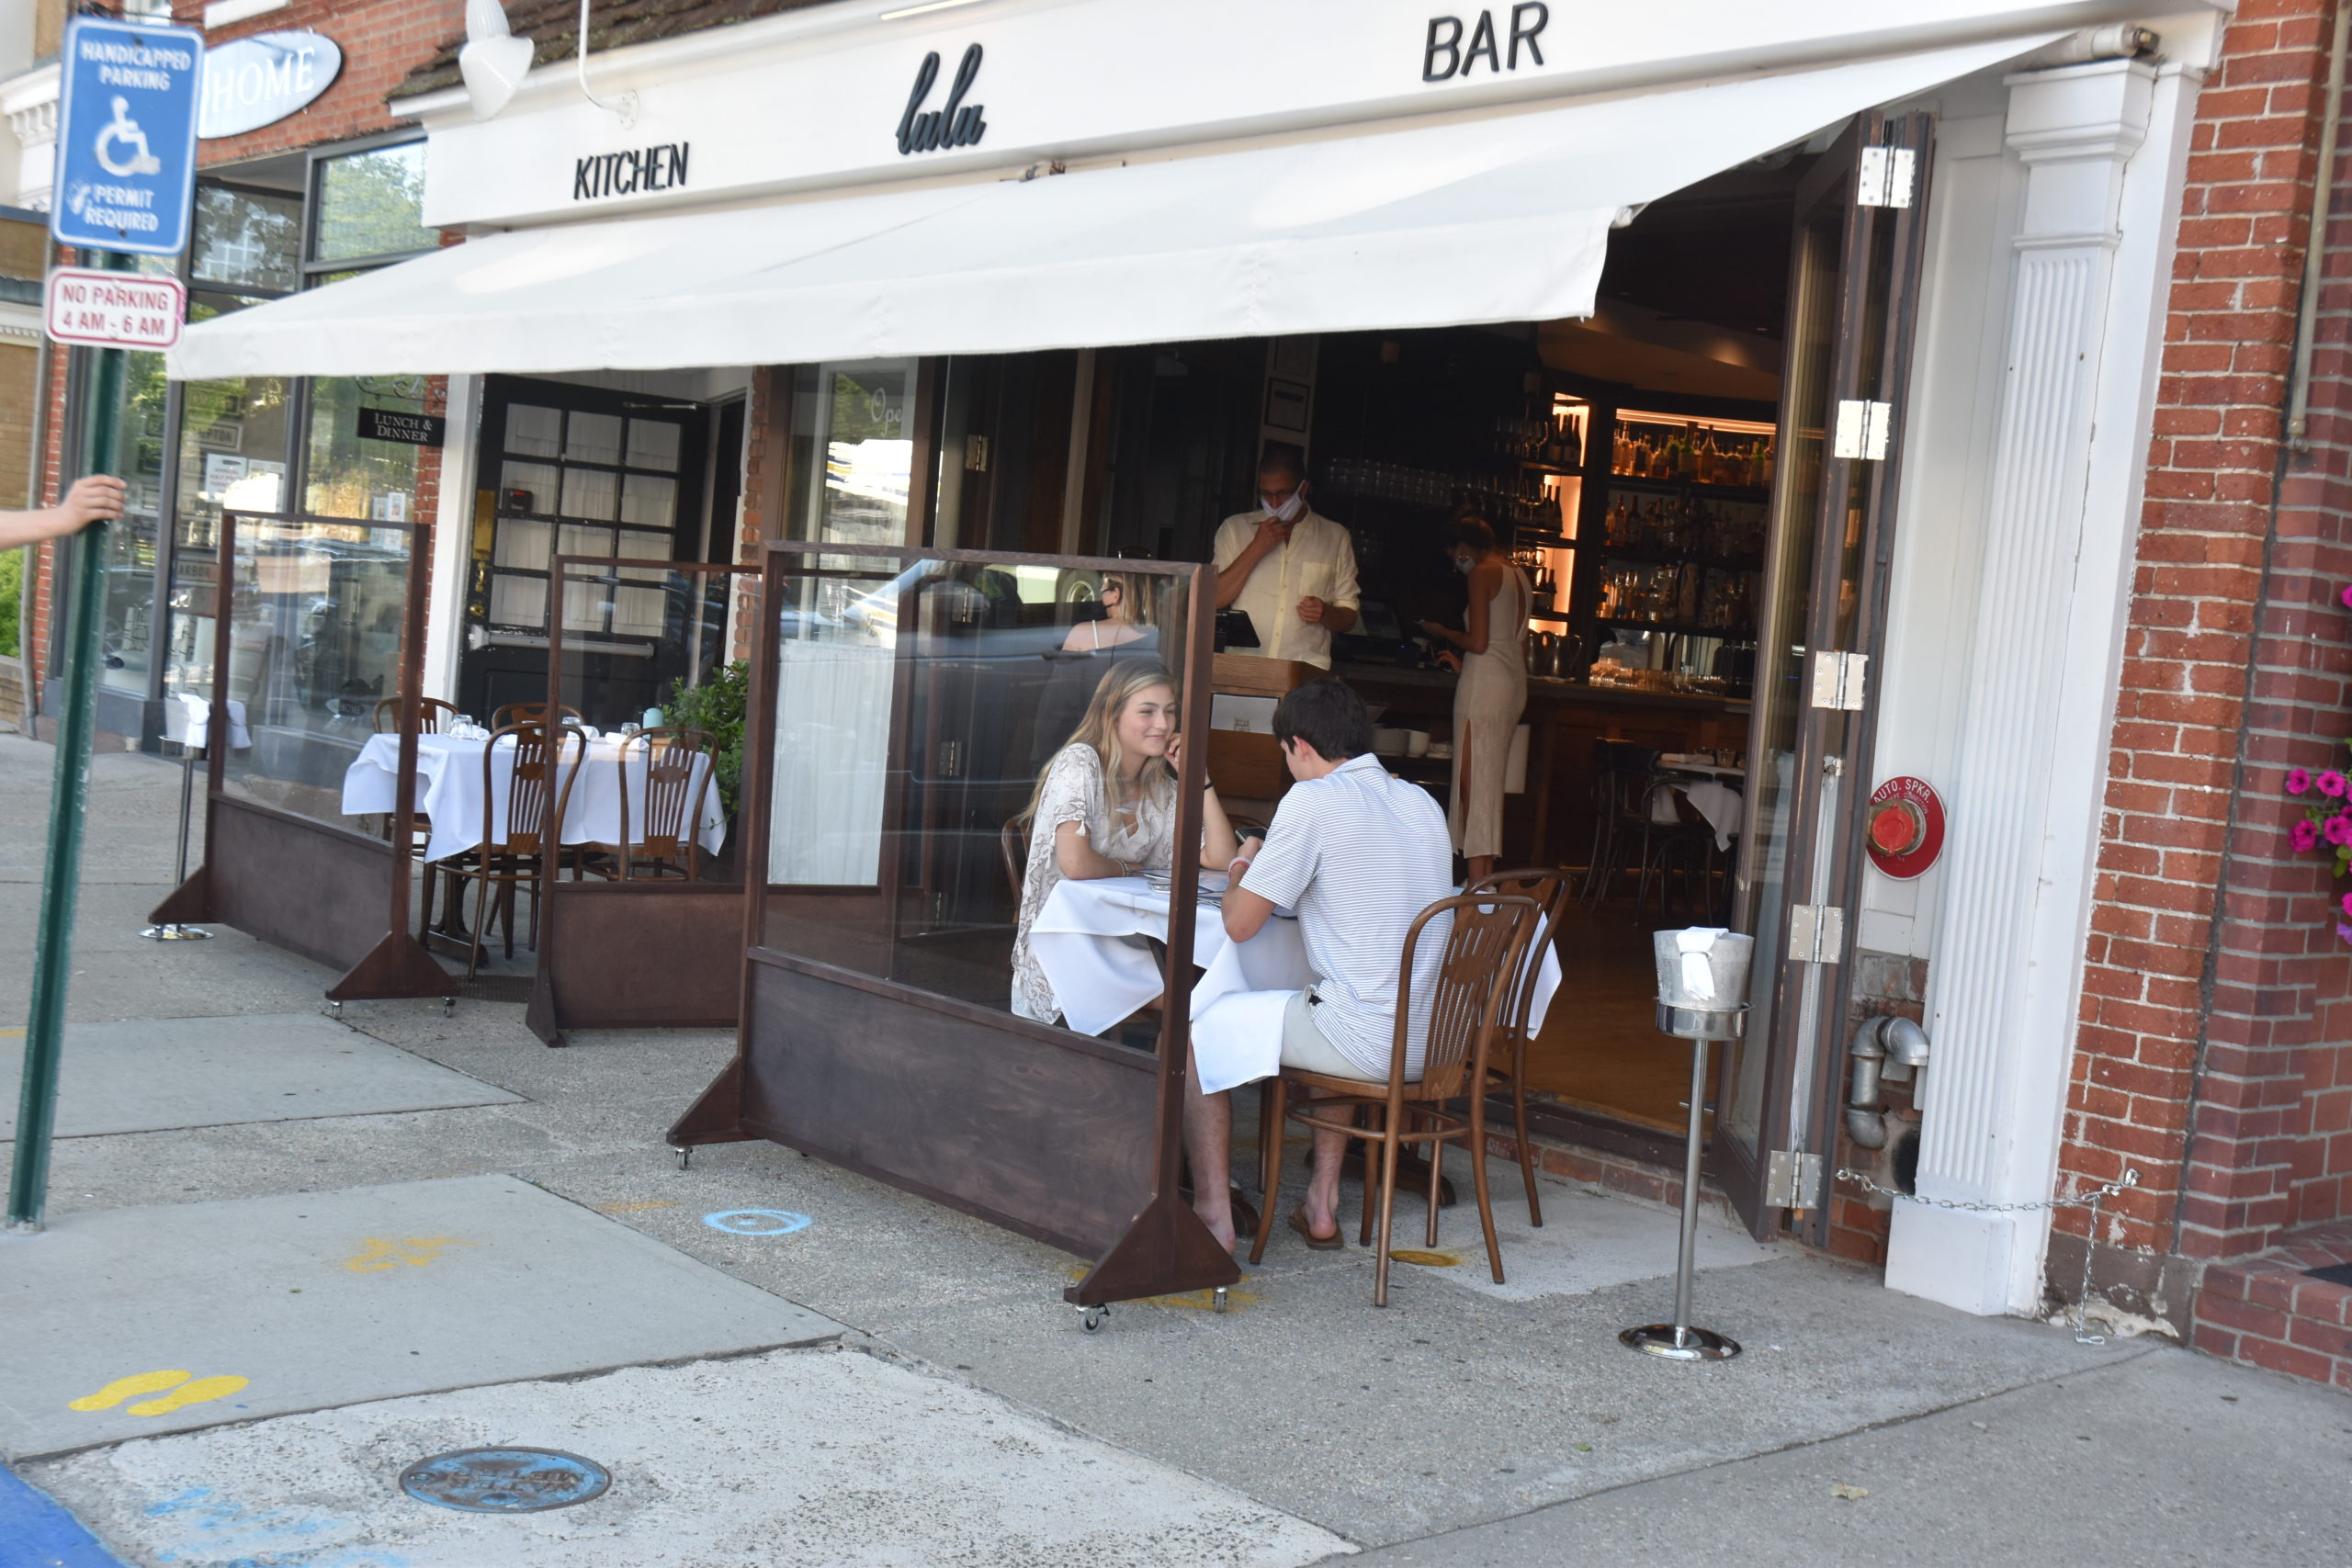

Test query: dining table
[1654,754,1747,851]
[338,730,728,864]
[1028,873,1562,1095]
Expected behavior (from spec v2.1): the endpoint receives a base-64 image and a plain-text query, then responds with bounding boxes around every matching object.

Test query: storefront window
[311,143,433,265]
[96,351,170,694]
[192,185,301,297]
[306,376,424,521]
[790,360,916,549]
[175,376,293,554]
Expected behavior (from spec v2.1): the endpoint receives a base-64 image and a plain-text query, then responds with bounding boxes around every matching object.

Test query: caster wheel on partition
[443,997,457,1018]
[674,1146,692,1171]
[1080,1303,1108,1333]
[325,1001,343,1020]
[1214,1287,1228,1314]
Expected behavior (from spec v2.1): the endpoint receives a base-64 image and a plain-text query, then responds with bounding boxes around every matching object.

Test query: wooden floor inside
[1521,899,1720,1134]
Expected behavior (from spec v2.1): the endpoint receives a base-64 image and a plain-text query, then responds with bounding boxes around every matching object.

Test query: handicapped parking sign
[51,17,202,256]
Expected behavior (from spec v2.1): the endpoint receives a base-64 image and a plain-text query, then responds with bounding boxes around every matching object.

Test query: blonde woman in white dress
[1010,660,1244,1025]
[1419,513,1530,886]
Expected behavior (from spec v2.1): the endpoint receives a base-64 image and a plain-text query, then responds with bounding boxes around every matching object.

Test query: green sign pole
[7,330,124,1232]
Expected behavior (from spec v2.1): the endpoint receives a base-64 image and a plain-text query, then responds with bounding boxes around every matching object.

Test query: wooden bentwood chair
[488,700,582,732]
[1250,891,1544,1306]
[575,728,718,881]
[445,722,584,978]
[371,696,457,735]
[371,696,458,927]
[1465,867,1576,1228]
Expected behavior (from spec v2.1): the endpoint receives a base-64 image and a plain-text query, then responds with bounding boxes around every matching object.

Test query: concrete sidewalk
[4,736,2348,1566]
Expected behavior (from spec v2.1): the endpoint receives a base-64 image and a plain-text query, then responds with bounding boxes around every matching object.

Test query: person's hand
[1437,650,1462,673]
[1253,516,1295,550]
[1297,595,1328,625]
[59,475,127,529]
[1164,730,1186,776]
[1417,618,1449,638]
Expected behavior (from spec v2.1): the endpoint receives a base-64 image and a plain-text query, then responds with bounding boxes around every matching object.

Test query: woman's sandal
[1289,1205,1345,1250]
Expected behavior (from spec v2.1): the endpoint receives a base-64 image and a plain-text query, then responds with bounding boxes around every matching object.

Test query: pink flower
[2293,819,2321,852]
[2327,815,2352,847]
[2341,892,2352,919]
[2289,767,2313,795]
[2339,921,2352,944]
[2322,771,2348,798]
[2340,582,2352,609]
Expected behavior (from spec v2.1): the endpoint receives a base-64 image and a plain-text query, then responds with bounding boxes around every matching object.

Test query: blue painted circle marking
[399,1448,610,1513]
[702,1208,813,1235]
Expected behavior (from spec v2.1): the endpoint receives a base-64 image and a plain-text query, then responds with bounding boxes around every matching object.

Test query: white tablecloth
[340,733,727,864]
[1029,875,1560,1095]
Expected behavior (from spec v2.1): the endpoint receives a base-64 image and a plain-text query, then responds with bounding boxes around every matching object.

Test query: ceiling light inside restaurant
[458,0,536,120]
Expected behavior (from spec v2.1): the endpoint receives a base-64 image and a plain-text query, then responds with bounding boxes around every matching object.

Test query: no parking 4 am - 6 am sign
[43,267,186,350]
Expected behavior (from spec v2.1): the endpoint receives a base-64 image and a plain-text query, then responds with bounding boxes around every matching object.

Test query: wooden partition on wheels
[670,542,1239,1306]
[148,510,454,1004]
[525,557,756,1046]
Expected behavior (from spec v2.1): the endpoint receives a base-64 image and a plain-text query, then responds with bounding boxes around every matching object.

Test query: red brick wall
[2062,0,2352,1294]
[27,3,467,705]
[176,0,466,160]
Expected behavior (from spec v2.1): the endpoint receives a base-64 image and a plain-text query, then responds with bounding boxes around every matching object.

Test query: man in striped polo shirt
[1188,679,1455,1251]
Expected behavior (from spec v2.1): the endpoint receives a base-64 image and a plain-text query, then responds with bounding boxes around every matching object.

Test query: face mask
[1266,491,1305,524]
[1453,556,1474,575]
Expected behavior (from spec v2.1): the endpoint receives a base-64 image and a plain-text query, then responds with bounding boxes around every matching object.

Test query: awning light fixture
[459,0,638,125]
[458,0,534,121]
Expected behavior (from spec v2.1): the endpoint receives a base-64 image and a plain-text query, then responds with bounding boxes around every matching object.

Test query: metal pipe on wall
[2290,2,2349,450]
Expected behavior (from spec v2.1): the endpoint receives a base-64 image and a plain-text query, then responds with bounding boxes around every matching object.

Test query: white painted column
[421,373,480,706]
[1887,56,2198,1316]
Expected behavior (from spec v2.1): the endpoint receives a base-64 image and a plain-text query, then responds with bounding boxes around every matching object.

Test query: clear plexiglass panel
[549,561,751,876]
[219,516,415,827]
[760,549,1204,1030]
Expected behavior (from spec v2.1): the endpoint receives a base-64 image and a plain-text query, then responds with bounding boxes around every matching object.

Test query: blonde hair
[1019,660,1180,829]
[1098,570,1157,628]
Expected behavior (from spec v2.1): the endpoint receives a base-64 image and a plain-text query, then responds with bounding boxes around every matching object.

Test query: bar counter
[1333,662,1751,866]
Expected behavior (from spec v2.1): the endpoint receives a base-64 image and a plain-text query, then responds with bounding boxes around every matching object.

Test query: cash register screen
[1356,601,1404,642]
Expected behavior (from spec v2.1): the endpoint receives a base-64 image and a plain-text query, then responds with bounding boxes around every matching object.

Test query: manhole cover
[399,1448,611,1513]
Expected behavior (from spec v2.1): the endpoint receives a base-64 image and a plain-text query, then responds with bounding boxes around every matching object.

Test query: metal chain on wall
[1836,1168,2142,1344]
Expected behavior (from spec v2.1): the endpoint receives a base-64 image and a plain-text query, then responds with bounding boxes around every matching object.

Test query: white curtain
[768,636,895,886]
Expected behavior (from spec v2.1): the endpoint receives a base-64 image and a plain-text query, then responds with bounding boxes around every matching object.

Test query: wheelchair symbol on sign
[95,96,161,178]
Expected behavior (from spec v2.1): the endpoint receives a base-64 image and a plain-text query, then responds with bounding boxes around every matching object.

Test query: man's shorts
[1280,990,1385,1082]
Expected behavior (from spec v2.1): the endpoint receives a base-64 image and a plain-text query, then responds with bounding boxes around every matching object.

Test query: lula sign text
[1423,5,1549,81]
[899,44,988,155]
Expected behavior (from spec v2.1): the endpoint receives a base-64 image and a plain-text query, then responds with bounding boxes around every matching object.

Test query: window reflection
[312,143,434,265]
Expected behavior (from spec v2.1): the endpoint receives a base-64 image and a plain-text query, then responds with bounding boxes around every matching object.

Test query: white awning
[170,36,2043,381]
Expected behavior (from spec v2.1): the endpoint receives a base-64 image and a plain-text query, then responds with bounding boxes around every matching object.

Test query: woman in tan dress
[1419,514,1529,885]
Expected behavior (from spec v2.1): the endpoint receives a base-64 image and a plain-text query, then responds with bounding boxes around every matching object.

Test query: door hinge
[1787,904,1846,964]
[964,434,990,472]
[1765,1149,1826,1210]
[1808,649,1868,710]
[1857,145,1916,209]
[937,739,963,778]
[1832,400,1894,460]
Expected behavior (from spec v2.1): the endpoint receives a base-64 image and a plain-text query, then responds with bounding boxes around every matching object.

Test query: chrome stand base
[138,923,211,942]
[1620,1324,1741,1361]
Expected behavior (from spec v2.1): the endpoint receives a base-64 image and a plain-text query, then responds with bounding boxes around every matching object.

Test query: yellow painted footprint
[128,1375,249,1416]
[68,1370,249,1416]
[69,1370,189,1412]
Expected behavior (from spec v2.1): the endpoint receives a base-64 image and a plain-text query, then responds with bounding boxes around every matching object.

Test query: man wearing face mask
[1210,448,1359,669]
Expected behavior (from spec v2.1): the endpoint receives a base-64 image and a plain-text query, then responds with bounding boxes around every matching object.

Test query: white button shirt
[1237,753,1456,1078]
[1211,507,1362,670]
